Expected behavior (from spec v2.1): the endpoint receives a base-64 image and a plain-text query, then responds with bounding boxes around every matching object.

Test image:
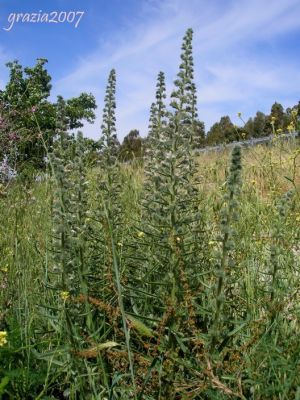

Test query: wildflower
[0,331,7,347]
[0,266,8,273]
[291,109,298,117]
[31,106,37,113]
[60,291,70,301]
[176,236,181,243]
[137,231,145,238]
[8,132,19,141]
[117,242,123,247]
[208,240,215,246]
[276,128,283,134]
[271,116,276,123]
[251,180,256,185]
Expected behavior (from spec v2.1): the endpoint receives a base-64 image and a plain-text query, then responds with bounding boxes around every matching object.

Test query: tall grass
[0,136,299,399]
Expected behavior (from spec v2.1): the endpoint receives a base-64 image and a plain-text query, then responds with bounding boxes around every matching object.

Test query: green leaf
[0,376,10,395]
[126,314,154,338]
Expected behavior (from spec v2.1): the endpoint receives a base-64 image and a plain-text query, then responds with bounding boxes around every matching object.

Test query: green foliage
[119,129,143,161]
[0,27,300,400]
[253,111,267,137]
[206,115,237,145]
[209,146,242,352]
[1,132,300,399]
[0,59,97,174]
[65,93,97,130]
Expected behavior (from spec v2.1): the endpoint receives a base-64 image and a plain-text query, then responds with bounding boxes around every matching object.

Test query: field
[0,136,299,399]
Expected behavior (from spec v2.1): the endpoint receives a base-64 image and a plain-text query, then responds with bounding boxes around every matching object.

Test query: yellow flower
[291,109,298,117]
[137,231,145,238]
[208,240,215,246]
[251,180,256,185]
[0,331,7,347]
[60,291,70,301]
[176,237,181,243]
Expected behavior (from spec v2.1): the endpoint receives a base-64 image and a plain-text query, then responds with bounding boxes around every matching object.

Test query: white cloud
[53,0,300,140]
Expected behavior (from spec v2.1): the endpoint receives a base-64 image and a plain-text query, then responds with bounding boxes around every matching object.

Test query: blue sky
[0,0,299,140]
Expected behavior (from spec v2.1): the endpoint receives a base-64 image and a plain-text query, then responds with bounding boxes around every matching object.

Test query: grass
[0,137,299,399]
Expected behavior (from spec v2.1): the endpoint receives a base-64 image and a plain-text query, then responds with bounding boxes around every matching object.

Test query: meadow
[0,134,299,399]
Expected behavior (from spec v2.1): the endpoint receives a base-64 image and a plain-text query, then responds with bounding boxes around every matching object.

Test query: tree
[271,102,285,128]
[206,116,236,145]
[206,122,221,145]
[244,117,254,138]
[64,93,96,130]
[252,111,267,137]
[264,102,285,135]
[286,102,300,134]
[0,59,97,173]
[119,129,143,161]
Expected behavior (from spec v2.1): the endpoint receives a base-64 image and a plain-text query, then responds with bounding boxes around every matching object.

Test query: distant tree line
[111,101,299,160]
[205,101,300,146]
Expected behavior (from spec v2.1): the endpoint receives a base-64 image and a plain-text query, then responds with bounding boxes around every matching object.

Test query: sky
[0,0,299,140]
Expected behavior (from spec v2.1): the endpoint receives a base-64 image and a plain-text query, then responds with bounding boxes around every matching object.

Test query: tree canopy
[0,58,97,174]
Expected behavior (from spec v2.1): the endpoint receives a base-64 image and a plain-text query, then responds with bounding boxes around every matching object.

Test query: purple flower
[0,119,6,129]
[8,132,19,141]
[31,106,37,113]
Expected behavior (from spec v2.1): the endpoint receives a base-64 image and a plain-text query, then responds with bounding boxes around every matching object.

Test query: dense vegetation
[0,28,300,399]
